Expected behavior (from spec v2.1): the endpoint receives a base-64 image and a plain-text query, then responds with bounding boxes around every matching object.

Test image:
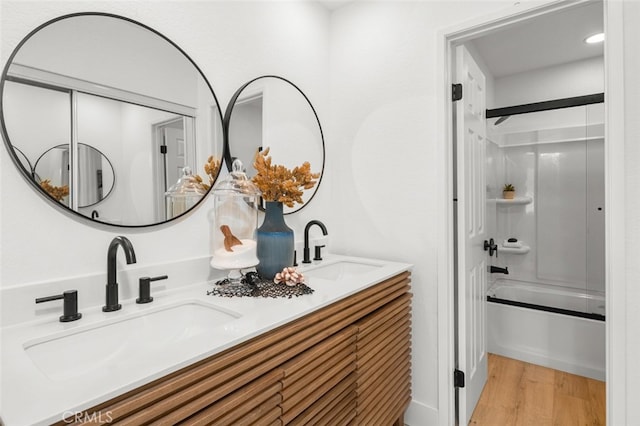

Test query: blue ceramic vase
[256,201,294,279]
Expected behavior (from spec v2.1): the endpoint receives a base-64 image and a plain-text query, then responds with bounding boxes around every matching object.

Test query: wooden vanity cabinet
[63,272,411,426]
[355,291,412,425]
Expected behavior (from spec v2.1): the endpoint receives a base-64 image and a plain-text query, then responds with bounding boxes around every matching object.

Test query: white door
[163,124,187,190]
[153,117,187,220]
[455,44,488,425]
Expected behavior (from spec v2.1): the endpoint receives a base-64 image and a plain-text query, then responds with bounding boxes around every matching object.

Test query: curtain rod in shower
[486,92,604,119]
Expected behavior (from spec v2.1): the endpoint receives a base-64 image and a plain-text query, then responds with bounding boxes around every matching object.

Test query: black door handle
[484,238,498,257]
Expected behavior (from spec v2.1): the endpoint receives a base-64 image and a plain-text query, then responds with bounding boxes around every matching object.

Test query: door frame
[436,1,626,425]
[151,115,188,221]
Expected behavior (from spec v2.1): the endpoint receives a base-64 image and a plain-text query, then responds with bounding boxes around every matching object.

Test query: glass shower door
[585,102,606,316]
[487,102,605,319]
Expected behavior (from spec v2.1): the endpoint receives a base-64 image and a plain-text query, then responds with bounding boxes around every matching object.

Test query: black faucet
[302,220,328,263]
[490,266,509,274]
[103,236,137,312]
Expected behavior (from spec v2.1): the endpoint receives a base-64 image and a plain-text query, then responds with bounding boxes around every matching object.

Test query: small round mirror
[33,143,115,208]
[224,76,325,214]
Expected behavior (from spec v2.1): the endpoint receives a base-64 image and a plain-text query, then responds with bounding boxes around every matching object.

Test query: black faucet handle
[36,290,82,322]
[137,275,168,304]
[484,238,498,257]
[314,245,326,261]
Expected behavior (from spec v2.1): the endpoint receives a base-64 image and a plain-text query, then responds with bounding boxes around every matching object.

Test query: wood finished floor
[469,353,605,426]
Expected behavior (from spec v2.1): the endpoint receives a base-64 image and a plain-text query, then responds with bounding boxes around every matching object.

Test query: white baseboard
[405,399,439,425]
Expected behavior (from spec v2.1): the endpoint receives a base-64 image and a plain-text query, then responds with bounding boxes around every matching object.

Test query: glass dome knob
[232,159,243,174]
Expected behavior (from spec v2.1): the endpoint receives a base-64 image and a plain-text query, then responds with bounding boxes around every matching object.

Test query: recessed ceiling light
[585,33,605,44]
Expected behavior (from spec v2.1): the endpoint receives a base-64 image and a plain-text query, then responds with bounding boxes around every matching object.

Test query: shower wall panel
[497,146,537,282]
[536,141,587,287]
[586,140,605,294]
[497,139,605,293]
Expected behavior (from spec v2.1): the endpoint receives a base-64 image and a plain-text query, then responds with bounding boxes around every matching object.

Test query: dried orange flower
[40,179,69,202]
[194,155,221,192]
[252,147,320,208]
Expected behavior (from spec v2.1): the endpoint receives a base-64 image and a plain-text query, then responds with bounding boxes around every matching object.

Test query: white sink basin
[304,260,382,281]
[24,301,240,381]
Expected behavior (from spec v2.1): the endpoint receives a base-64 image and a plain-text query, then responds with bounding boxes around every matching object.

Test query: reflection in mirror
[224,76,325,214]
[34,143,115,208]
[1,13,224,226]
[12,145,33,175]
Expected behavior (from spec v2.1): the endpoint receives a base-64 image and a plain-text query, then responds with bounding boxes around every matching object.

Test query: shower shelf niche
[492,196,533,206]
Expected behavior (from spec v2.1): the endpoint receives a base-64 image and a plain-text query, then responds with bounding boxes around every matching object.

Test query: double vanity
[1,254,412,425]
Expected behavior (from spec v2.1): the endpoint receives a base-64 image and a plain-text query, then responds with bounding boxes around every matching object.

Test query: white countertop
[0,254,411,426]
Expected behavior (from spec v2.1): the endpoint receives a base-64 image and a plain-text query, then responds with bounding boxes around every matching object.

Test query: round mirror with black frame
[223,75,325,215]
[34,143,116,209]
[0,13,225,227]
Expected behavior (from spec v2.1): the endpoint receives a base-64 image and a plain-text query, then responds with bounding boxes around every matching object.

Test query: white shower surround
[490,106,605,295]
[486,105,606,382]
[488,279,605,381]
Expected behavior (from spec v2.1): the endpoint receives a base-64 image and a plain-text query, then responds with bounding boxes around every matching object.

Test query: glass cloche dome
[210,160,261,285]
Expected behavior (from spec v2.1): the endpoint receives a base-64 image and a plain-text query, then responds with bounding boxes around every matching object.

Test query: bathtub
[487,279,605,380]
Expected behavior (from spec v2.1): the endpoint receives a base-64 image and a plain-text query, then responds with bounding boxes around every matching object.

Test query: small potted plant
[503,183,515,199]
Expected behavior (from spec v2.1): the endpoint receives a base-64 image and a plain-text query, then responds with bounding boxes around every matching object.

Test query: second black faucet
[302,220,328,264]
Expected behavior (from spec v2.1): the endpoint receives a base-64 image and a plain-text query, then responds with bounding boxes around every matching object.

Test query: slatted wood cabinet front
[63,272,411,426]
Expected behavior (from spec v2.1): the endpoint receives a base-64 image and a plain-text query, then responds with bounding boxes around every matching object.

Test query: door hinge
[160,145,167,154]
[452,83,463,102]
[454,369,465,388]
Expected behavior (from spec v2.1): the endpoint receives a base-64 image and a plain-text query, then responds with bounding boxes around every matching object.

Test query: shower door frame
[436,1,626,425]
[487,93,606,321]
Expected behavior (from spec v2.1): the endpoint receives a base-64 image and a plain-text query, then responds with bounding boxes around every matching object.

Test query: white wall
[494,56,604,107]
[229,97,263,172]
[326,1,635,423]
[12,14,199,107]
[2,81,71,170]
[328,1,519,422]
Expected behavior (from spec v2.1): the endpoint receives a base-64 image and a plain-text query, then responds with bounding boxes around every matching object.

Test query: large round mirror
[224,76,325,214]
[0,13,224,227]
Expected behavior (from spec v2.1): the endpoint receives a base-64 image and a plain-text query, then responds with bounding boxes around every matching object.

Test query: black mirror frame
[222,75,326,215]
[0,12,225,228]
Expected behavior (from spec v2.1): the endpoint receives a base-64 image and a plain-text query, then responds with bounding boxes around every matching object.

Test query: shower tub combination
[485,96,606,382]
[487,278,605,381]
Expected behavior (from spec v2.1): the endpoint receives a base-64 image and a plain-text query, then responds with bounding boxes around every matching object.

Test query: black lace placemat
[207,273,314,299]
